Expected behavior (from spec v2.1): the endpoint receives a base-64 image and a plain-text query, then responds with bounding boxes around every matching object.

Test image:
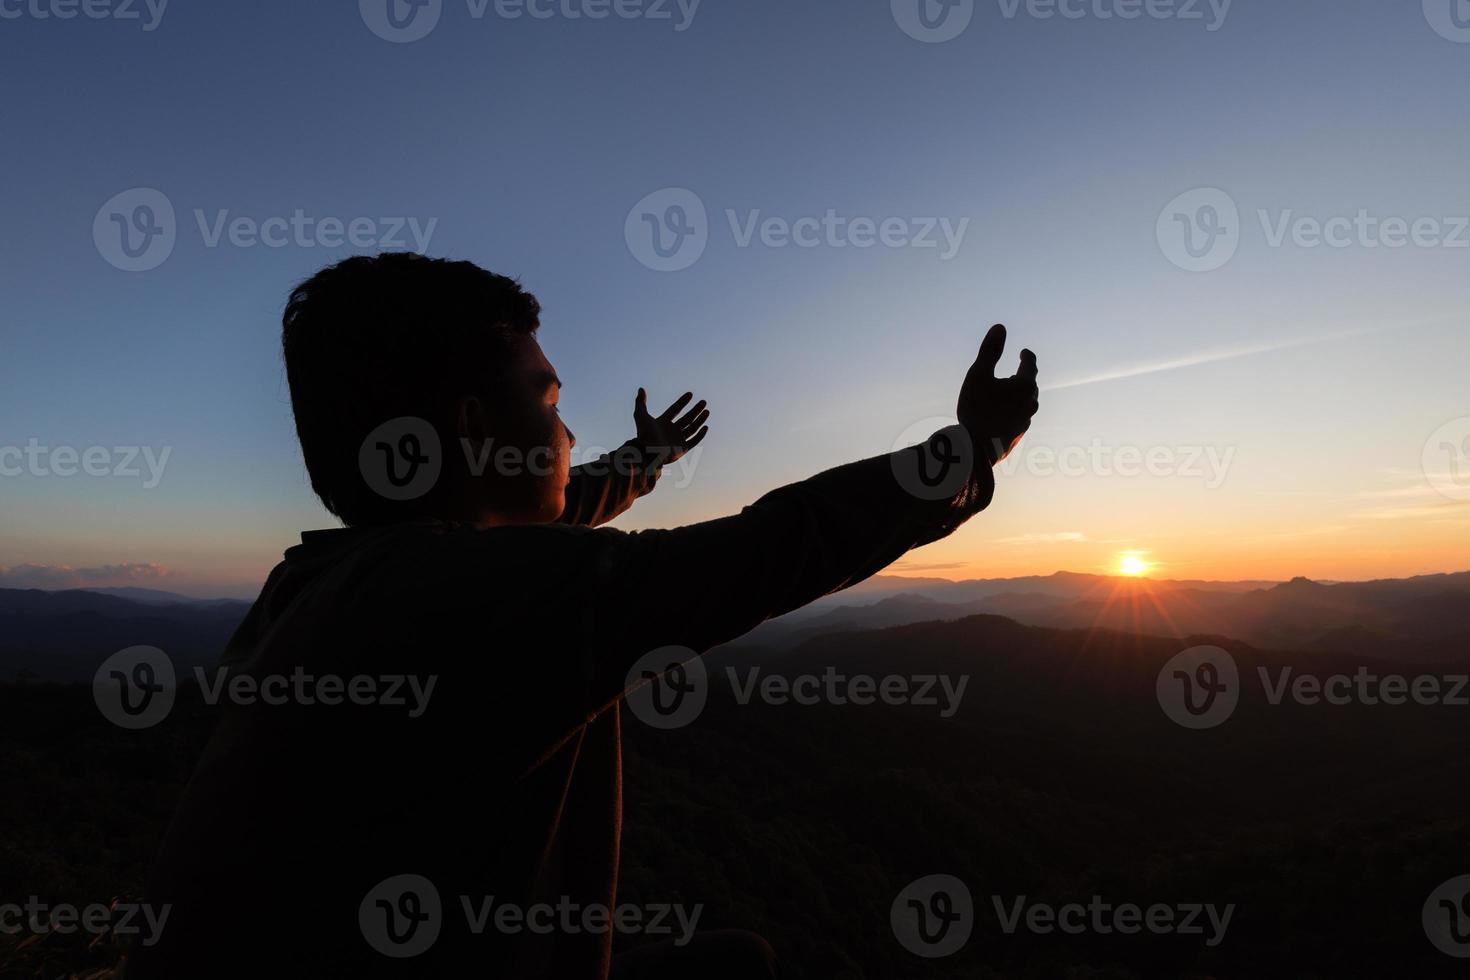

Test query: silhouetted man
[132,253,1039,979]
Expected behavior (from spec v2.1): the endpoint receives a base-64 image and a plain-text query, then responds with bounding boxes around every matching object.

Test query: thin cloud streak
[1040,314,1460,393]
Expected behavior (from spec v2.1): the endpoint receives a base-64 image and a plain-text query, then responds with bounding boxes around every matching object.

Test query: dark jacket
[130,435,991,978]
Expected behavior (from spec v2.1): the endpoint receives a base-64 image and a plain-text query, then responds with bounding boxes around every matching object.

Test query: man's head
[282,253,574,527]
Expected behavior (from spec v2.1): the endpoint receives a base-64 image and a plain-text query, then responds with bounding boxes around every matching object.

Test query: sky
[2,0,1469,597]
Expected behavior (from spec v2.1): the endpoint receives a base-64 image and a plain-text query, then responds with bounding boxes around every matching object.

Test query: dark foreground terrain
[3,612,1468,978]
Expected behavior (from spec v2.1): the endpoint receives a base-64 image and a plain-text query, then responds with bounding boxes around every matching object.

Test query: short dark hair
[282,253,541,526]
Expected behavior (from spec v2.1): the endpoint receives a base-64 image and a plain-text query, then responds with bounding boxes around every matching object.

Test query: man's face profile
[457,336,574,526]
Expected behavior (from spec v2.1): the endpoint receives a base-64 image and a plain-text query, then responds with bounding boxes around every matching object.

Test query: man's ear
[456,395,493,447]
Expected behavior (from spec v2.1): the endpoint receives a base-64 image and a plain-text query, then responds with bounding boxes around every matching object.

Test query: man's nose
[564,422,576,450]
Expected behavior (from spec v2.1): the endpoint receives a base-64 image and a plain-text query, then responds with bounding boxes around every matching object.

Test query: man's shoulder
[291,518,629,591]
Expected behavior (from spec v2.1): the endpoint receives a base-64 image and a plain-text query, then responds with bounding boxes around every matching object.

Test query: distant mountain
[751,569,1470,662]
[10,568,1467,683]
[0,588,250,682]
[78,586,250,606]
[838,569,1278,603]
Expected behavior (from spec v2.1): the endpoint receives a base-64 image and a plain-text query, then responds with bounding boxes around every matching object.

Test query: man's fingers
[676,408,705,434]
[683,426,709,451]
[679,411,714,437]
[675,400,707,429]
[1016,348,1038,384]
[635,387,649,417]
[977,323,1007,377]
[660,391,694,421]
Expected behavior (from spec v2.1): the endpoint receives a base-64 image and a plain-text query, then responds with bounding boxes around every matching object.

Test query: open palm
[634,389,710,464]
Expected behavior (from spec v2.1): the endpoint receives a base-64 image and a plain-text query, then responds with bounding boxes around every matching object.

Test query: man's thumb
[977,324,1006,376]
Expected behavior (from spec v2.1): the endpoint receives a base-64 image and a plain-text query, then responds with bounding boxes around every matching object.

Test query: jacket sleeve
[556,440,664,528]
[583,426,993,709]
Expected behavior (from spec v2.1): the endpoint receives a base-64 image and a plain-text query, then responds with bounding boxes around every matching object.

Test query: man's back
[136,519,629,978]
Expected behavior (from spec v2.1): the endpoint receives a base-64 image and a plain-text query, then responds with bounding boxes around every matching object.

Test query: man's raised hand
[634,388,710,465]
[956,324,1039,465]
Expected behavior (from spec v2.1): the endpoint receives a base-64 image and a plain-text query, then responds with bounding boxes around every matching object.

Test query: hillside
[5,611,1467,976]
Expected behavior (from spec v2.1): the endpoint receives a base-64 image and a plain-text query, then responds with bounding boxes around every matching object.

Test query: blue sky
[2,0,1469,596]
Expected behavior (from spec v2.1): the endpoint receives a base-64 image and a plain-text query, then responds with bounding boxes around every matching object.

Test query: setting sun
[1118,554,1152,577]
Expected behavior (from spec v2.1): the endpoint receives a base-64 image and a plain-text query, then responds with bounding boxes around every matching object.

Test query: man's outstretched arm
[583,324,1039,708]
[557,389,709,527]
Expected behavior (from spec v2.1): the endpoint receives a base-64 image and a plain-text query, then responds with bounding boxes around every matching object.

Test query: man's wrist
[621,439,667,487]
